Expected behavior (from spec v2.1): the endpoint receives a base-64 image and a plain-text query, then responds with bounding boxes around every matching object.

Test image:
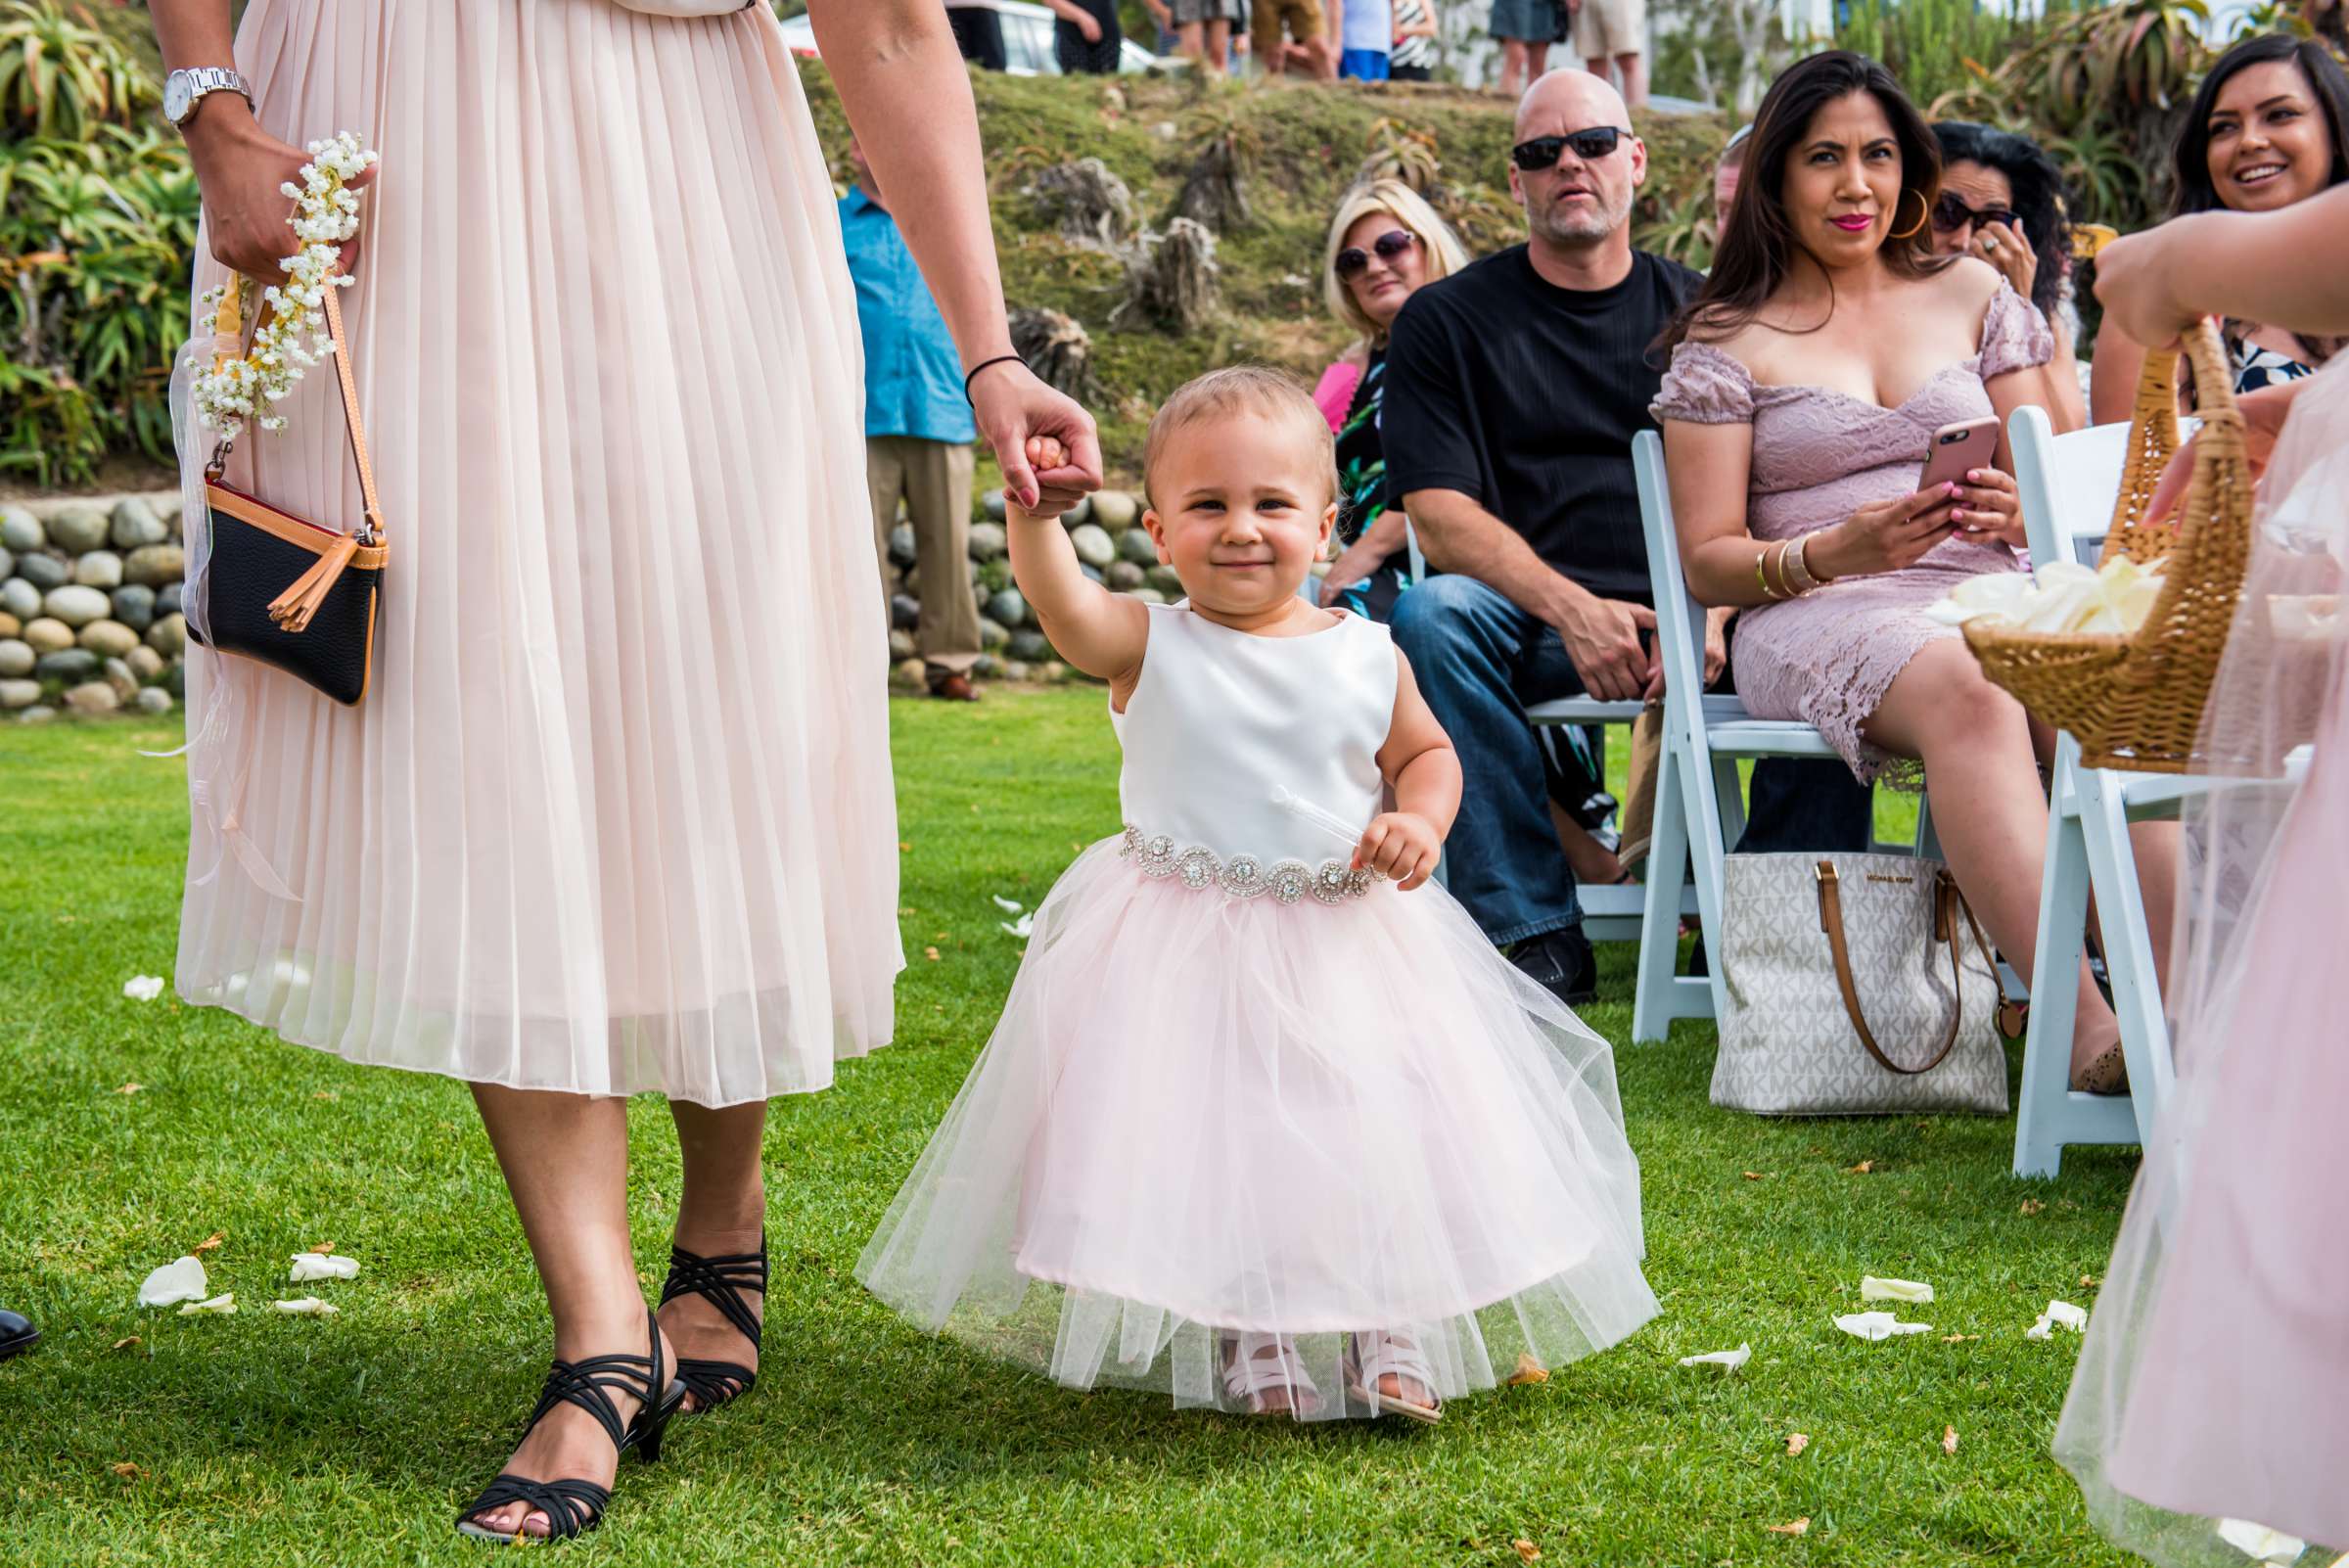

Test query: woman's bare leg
[1526,40,1551,81]
[464,1086,668,1540]
[1864,640,2119,1078]
[1205,20,1231,77]
[1498,39,1529,97]
[1548,800,1629,885]
[659,1099,769,1411]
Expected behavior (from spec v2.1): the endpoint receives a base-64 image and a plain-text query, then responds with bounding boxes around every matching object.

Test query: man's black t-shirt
[1381,246,1700,601]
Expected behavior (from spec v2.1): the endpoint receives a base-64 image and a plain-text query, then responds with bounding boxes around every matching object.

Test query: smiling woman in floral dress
[150,0,1098,1542]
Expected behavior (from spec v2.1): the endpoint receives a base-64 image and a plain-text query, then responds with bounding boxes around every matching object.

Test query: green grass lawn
[0,691,2139,1566]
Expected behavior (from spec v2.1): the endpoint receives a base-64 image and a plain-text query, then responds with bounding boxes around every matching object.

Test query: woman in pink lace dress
[1653,51,2178,1093]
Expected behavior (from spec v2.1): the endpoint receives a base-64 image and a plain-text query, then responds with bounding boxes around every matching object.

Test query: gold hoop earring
[1888,188,1930,241]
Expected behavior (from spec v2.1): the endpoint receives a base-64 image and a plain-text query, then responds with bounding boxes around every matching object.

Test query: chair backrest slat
[1633,430,1709,707]
[2008,409,2133,569]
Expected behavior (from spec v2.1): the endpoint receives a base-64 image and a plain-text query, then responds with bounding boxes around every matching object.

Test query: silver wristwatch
[162,67,253,129]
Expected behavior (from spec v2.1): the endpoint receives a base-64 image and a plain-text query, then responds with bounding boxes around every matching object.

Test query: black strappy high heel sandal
[658,1234,766,1413]
[455,1306,684,1543]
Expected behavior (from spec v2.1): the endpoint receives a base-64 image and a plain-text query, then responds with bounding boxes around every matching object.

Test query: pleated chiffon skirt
[174,0,899,1106]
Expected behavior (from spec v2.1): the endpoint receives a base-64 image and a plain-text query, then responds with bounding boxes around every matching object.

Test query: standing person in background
[1257,0,1335,78]
[1335,0,1395,81]
[1170,0,1247,80]
[1490,0,1558,98]
[845,135,988,703]
[1572,0,1647,109]
[1047,0,1122,73]
[944,0,1008,70]
[1390,0,1436,80]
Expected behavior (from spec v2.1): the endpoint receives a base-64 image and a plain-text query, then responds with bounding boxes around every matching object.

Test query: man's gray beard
[1528,193,1631,249]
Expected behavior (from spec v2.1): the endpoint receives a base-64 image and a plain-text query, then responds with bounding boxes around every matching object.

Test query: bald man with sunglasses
[1383,71,1868,1003]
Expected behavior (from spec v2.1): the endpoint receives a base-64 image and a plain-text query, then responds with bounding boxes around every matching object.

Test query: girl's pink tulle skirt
[857,838,1658,1418]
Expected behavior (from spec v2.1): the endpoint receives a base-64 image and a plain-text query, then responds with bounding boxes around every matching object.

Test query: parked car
[778,4,1171,75]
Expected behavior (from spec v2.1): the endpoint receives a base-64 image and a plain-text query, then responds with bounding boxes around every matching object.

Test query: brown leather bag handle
[1815,861,1982,1077]
[208,267,386,547]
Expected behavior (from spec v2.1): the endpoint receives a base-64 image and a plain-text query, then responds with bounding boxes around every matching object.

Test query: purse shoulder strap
[318,278,385,545]
[209,269,386,547]
[1815,860,1972,1077]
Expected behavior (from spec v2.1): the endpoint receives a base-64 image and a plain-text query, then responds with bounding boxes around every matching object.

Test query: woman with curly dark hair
[1931,119,2088,430]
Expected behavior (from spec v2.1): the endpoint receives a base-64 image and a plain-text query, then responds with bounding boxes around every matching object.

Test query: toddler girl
[856,367,1656,1422]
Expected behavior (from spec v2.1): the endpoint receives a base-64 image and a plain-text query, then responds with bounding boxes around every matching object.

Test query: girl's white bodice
[1112,603,1399,865]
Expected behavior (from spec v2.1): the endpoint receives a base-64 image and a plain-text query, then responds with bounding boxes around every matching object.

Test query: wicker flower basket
[1962,319,2255,773]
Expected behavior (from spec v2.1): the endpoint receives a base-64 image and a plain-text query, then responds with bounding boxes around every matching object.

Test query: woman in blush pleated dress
[149,0,1100,1542]
[2054,183,2349,1568]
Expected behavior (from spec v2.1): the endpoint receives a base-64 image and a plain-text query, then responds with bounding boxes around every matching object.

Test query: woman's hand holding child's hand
[1009,434,1089,522]
[1355,811,1441,892]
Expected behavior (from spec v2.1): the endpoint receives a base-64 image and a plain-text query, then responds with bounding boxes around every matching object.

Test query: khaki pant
[867,436,979,680]
[1572,0,1646,59]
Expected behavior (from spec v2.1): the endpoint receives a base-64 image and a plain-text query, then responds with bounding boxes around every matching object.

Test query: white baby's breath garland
[185,130,378,443]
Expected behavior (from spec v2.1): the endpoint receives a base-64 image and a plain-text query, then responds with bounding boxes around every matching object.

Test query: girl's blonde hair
[1141,366,1339,513]
[1320,178,1472,349]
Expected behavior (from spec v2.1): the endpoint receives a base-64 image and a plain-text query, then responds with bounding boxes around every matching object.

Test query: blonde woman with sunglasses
[1311,179,1470,620]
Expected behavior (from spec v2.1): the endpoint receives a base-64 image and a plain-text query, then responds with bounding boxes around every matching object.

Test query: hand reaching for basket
[2143,380,2304,525]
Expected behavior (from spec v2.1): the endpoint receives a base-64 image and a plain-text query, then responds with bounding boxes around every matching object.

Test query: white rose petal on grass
[2217,1519,2307,1563]
[122,975,165,1002]
[998,912,1036,939]
[1861,1275,1935,1304]
[137,1255,208,1308]
[177,1293,235,1314]
[1677,1343,1751,1372]
[271,1297,340,1316]
[1834,1311,1932,1342]
[990,895,1025,914]
[2027,1299,2091,1339]
[287,1253,359,1283]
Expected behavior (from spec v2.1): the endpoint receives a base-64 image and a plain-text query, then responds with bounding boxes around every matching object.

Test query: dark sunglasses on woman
[1508,125,1627,171]
[1333,228,1418,278]
[1931,192,2018,235]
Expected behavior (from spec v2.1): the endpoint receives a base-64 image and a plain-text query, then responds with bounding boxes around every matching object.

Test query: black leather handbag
[190,277,386,706]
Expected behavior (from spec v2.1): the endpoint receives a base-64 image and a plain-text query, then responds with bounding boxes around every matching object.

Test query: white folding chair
[2005,407,2188,1176]
[1627,432,1938,1042]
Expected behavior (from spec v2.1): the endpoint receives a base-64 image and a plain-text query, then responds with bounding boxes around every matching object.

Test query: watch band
[166,67,253,127]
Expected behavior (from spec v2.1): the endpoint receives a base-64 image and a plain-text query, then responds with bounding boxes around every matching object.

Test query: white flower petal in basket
[137,1255,207,1308]
[288,1253,359,1283]
[1860,1275,1934,1304]
[1677,1343,1751,1372]
[271,1297,340,1316]
[1926,572,2032,625]
[177,1293,236,1315]
[122,975,165,1002]
[1833,1311,1931,1342]
[2217,1518,2307,1564]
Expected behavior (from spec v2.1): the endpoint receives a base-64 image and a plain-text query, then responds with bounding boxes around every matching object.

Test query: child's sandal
[1347,1329,1443,1425]
[1220,1332,1320,1418]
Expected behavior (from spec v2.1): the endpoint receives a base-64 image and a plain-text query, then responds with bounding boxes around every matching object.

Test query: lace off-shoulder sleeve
[1977,282,2056,381]
[1651,342,1757,426]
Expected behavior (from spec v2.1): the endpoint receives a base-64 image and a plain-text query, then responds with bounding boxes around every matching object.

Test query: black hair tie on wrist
[963,353,1025,406]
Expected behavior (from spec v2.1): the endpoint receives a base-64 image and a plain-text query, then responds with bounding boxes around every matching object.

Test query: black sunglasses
[1931,192,2018,235]
[1509,125,1628,171]
[1333,228,1417,278]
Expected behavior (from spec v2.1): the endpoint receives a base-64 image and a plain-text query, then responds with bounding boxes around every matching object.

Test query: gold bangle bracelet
[1756,550,1778,601]
[1763,541,1793,602]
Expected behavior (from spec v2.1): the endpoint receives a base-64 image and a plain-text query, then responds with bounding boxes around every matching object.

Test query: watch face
[163,73,193,123]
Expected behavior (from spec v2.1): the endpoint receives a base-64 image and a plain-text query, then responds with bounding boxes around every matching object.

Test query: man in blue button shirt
[844,134,986,701]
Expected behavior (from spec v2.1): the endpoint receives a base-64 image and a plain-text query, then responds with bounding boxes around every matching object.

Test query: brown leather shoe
[928,672,981,702]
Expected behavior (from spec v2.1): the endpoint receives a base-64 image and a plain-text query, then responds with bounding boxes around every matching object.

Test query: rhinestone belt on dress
[1119,824,1380,904]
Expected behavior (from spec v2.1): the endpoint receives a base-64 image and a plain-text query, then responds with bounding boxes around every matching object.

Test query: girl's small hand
[1951,467,2024,548]
[1354,811,1441,892]
[1010,435,1080,520]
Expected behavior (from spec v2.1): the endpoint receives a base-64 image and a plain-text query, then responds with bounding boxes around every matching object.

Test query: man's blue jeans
[1389,575,1872,945]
